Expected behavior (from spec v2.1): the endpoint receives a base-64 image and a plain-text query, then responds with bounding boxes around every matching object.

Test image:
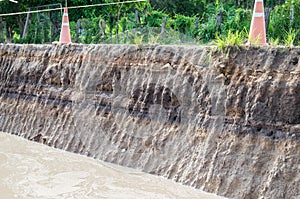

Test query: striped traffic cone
[248,0,267,46]
[59,8,71,44]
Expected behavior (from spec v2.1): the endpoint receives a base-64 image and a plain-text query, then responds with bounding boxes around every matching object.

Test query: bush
[173,14,195,34]
[268,1,300,45]
[145,10,168,27]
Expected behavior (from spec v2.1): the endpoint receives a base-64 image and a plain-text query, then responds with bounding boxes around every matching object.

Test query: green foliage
[283,29,298,47]
[223,7,251,33]
[150,0,204,17]
[133,32,144,44]
[195,3,251,43]
[214,30,245,51]
[268,0,300,45]
[197,17,217,42]
[173,14,195,34]
[145,10,168,27]
[269,37,280,46]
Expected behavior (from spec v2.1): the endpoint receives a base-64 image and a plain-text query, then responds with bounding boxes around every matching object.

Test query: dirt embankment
[0,44,299,199]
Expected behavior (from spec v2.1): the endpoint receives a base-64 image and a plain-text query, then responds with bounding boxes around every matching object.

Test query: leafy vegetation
[283,29,298,47]
[0,0,299,46]
[215,30,246,51]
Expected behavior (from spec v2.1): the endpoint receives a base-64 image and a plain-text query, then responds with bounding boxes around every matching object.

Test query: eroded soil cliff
[0,44,299,199]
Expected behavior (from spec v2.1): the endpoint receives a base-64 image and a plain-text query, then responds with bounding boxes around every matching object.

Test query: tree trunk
[22,9,31,40]
[109,16,114,43]
[116,23,119,44]
[116,3,123,44]
[98,19,106,43]
[134,10,140,34]
[17,15,24,39]
[195,17,199,29]
[265,7,271,36]
[122,18,127,44]
[76,19,81,43]
[216,12,223,35]
[0,18,4,43]
[160,16,167,42]
[290,5,294,29]
[50,12,61,42]
[135,10,141,26]
[6,25,13,43]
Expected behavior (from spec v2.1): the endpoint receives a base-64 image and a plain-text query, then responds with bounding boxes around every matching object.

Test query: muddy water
[0,132,225,199]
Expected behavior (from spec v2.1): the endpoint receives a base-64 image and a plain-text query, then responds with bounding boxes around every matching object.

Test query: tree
[149,0,204,17]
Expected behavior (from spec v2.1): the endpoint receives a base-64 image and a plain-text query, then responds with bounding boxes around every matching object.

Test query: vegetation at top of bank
[0,0,299,46]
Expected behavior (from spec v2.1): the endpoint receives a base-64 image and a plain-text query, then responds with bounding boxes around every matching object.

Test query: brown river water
[0,132,225,199]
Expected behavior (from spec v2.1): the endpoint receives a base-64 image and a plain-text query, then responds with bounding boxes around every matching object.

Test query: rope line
[0,0,147,17]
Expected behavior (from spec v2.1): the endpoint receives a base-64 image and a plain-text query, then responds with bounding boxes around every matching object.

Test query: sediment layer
[0,44,299,199]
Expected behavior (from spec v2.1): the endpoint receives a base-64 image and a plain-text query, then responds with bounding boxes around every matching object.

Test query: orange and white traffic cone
[248,0,267,46]
[59,8,71,44]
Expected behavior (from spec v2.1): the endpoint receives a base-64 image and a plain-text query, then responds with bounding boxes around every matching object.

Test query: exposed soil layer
[0,44,299,199]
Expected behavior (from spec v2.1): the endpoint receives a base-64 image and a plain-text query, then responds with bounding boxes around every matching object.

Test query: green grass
[284,29,298,47]
[214,30,245,51]
[269,37,280,46]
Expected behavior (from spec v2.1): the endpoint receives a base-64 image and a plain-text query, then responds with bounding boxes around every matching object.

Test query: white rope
[0,0,147,17]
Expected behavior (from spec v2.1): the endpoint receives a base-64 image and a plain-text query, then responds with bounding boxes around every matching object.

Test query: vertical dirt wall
[0,44,299,199]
